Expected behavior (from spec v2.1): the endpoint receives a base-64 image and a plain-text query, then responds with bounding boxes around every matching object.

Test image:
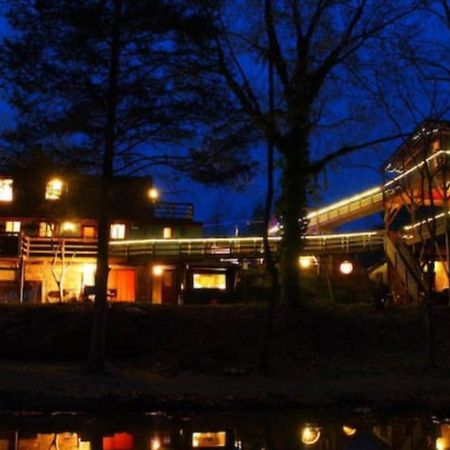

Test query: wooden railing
[109,232,385,260]
[21,237,98,258]
[307,187,384,231]
[18,232,385,260]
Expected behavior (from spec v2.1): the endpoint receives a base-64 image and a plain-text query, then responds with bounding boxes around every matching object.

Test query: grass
[0,298,446,378]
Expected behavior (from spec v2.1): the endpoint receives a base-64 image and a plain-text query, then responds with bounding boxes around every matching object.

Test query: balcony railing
[21,236,98,258]
[17,231,385,260]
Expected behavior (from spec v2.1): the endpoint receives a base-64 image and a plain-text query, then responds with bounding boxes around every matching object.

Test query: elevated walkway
[306,149,450,232]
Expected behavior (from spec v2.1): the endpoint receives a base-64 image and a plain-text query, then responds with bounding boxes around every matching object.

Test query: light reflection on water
[0,412,448,449]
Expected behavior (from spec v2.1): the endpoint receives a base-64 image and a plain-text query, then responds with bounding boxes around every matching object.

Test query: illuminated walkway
[306,150,450,232]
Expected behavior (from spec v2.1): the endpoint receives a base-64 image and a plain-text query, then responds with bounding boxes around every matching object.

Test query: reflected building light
[436,437,450,450]
[151,437,161,450]
[192,432,226,448]
[301,426,321,446]
[342,426,357,436]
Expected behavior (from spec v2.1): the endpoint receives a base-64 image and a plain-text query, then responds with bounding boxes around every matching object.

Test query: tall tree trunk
[87,0,121,374]
[279,127,310,308]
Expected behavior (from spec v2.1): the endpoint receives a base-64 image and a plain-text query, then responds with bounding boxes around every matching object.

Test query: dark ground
[1,302,450,414]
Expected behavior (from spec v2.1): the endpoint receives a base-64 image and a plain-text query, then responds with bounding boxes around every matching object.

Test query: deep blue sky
[0,5,448,235]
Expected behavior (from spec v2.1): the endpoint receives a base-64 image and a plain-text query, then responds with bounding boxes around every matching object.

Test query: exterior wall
[20,258,139,303]
[434,261,449,292]
[369,262,388,285]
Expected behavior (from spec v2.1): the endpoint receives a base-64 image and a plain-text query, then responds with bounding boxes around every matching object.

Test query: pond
[0,411,448,449]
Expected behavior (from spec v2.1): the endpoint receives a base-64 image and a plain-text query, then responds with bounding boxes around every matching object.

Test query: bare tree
[195,0,424,307]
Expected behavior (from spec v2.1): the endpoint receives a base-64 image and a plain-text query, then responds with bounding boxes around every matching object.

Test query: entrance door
[161,270,177,304]
[108,269,136,302]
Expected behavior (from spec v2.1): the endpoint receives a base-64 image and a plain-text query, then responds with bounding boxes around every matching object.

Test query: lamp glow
[148,188,159,201]
[152,265,163,276]
[339,260,353,275]
[299,256,316,269]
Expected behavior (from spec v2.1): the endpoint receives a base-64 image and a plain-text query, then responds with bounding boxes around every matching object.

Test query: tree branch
[310,132,409,175]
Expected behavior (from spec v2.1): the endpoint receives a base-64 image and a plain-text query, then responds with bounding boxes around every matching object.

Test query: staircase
[385,233,426,303]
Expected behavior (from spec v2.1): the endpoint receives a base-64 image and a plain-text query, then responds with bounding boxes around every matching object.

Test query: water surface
[0,411,447,449]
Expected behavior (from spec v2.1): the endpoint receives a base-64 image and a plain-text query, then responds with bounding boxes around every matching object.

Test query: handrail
[18,231,385,259]
[306,150,450,231]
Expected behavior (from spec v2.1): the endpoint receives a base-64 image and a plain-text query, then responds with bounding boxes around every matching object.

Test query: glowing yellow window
[163,227,172,239]
[193,273,226,290]
[110,223,126,240]
[39,222,53,237]
[0,179,13,202]
[61,221,78,234]
[45,178,63,200]
[83,226,96,238]
[5,221,20,233]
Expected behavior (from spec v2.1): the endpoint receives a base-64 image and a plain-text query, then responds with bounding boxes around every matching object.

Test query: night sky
[0,6,448,235]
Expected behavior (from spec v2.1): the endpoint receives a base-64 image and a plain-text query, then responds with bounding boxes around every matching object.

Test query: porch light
[299,256,316,269]
[148,187,159,202]
[152,265,163,276]
[339,260,353,275]
[342,426,357,436]
[301,426,321,445]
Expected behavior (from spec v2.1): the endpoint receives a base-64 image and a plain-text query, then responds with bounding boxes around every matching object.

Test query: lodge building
[0,170,240,304]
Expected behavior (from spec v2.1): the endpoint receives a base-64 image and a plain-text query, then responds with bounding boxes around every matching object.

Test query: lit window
[193,273,226,290]
[5,221,20,233]
[83,226,96,238]
[110,223,126,240]
[45,178,63,200]
[61,221,78,234]
[0,179,13,202]
[39,222,53,237]
[163,227,172,239]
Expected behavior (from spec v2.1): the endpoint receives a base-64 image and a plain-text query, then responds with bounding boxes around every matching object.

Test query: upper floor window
[0,179,13,202]
[5,221,20,233]
[110,223,126,240]
[163,227,172,239]
[45,178,63,200]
